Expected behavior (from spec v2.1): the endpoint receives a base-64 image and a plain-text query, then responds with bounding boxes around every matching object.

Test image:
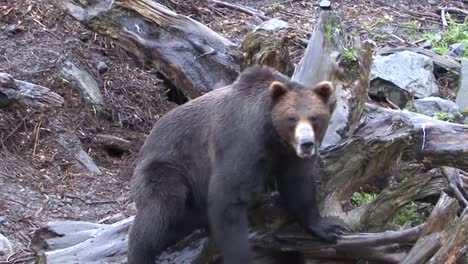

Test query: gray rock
[455,59,468,111]
[448,42,466,58]
[419,39,432,49]
[410,97,461,117]
[319,0,331,9]
[61,61,103,108]
[0,234,13,256]
[96,61,109,74]
[253,19,289,32]
[370,50,439,107]
[5,24,20,35]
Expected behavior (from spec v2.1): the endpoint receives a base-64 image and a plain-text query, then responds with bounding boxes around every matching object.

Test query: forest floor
[0,0,464,263]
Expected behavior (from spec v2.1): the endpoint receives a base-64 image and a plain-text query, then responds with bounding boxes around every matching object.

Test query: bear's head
[270,80,335,159]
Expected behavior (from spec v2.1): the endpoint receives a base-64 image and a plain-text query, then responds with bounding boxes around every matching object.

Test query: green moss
[433,111,463,122]
[351,190,377,207]
[395,202,432,226]
[267,2,285,13]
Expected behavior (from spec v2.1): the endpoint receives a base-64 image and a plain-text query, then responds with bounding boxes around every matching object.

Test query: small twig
[32,118,42,157]
[2,111,34,142]
[208,0,271,21]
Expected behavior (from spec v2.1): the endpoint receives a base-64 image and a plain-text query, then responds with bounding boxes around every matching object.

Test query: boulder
[61,61,103,108]
[370,50,439,107]
[410,97,461,117]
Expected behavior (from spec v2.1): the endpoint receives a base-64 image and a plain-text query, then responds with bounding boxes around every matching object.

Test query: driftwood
[0,72,64,110]
[34,2,468,264]
[57,0,240,100]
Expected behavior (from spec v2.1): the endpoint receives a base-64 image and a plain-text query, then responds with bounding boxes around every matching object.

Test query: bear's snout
[294,121,316,159]
[300,140,314,153]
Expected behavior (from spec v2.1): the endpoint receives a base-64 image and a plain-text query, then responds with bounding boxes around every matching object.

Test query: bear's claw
[307,220,349,243]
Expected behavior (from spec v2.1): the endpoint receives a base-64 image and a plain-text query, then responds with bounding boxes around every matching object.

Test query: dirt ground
[0,0,464,263]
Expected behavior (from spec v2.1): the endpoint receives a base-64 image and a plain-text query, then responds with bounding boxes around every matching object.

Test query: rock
[419,39,432,49]
[370,50,439,107]
[253,19,289,32]
[319,0,331,9]
[5,24,21,35]
[448,43,466,58]
[456,59,468,111]
[428,0,436,4]
[61,61,103,108]
[96,61,109,74]
[56,131,103,175]
[409,97,461,117]
[0,234,13,256]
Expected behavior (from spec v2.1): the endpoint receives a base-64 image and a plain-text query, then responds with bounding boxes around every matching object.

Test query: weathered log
[348,168,448,231]
[240,30,294,76]
[401,192,459,264]
[57,0,240,100]
[32,217,133,264]
[319,104,468,220]
[0,72,64,110]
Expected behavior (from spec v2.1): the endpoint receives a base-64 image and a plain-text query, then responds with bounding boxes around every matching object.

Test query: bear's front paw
[307,220,349,243]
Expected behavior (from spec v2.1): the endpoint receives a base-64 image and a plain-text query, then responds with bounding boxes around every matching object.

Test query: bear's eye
[287,116,298,124]
[309,116,318,123]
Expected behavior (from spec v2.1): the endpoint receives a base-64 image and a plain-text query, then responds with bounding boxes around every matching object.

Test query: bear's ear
[269,81,288,100]
[312,81,334,103]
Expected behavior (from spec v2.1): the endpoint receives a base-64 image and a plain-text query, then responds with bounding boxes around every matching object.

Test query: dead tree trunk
[57,0,240,100]
[33,2,468,264]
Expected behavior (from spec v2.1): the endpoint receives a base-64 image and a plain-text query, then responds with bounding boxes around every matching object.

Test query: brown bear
[127,65,347,264]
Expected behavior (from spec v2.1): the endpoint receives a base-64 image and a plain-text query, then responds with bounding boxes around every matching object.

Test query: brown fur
[127,65,345,264]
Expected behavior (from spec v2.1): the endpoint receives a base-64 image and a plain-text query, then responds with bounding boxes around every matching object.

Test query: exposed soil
[0,0,465,263]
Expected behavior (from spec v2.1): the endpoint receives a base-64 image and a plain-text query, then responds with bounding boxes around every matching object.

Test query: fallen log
[57,0,240,100]
[0,72,64,110]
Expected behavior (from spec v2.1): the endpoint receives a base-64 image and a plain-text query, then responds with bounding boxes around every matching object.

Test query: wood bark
[36,2,468,264]
[57,0,240,100]
[0,72,64,110]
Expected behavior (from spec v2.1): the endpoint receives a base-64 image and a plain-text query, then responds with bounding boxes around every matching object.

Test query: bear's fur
[127,66,346,264]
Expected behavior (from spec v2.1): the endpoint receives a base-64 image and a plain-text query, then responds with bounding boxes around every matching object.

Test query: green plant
[370,31,388,40]
[343,48,356,62]
[395,202,429,226]
[267,2,285,13]
[325,23,333,38]
[401,20,418,35]
[423,14,468,57]
[351,190,377,207]
[374,18,386,26]
[433,111,456,122]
